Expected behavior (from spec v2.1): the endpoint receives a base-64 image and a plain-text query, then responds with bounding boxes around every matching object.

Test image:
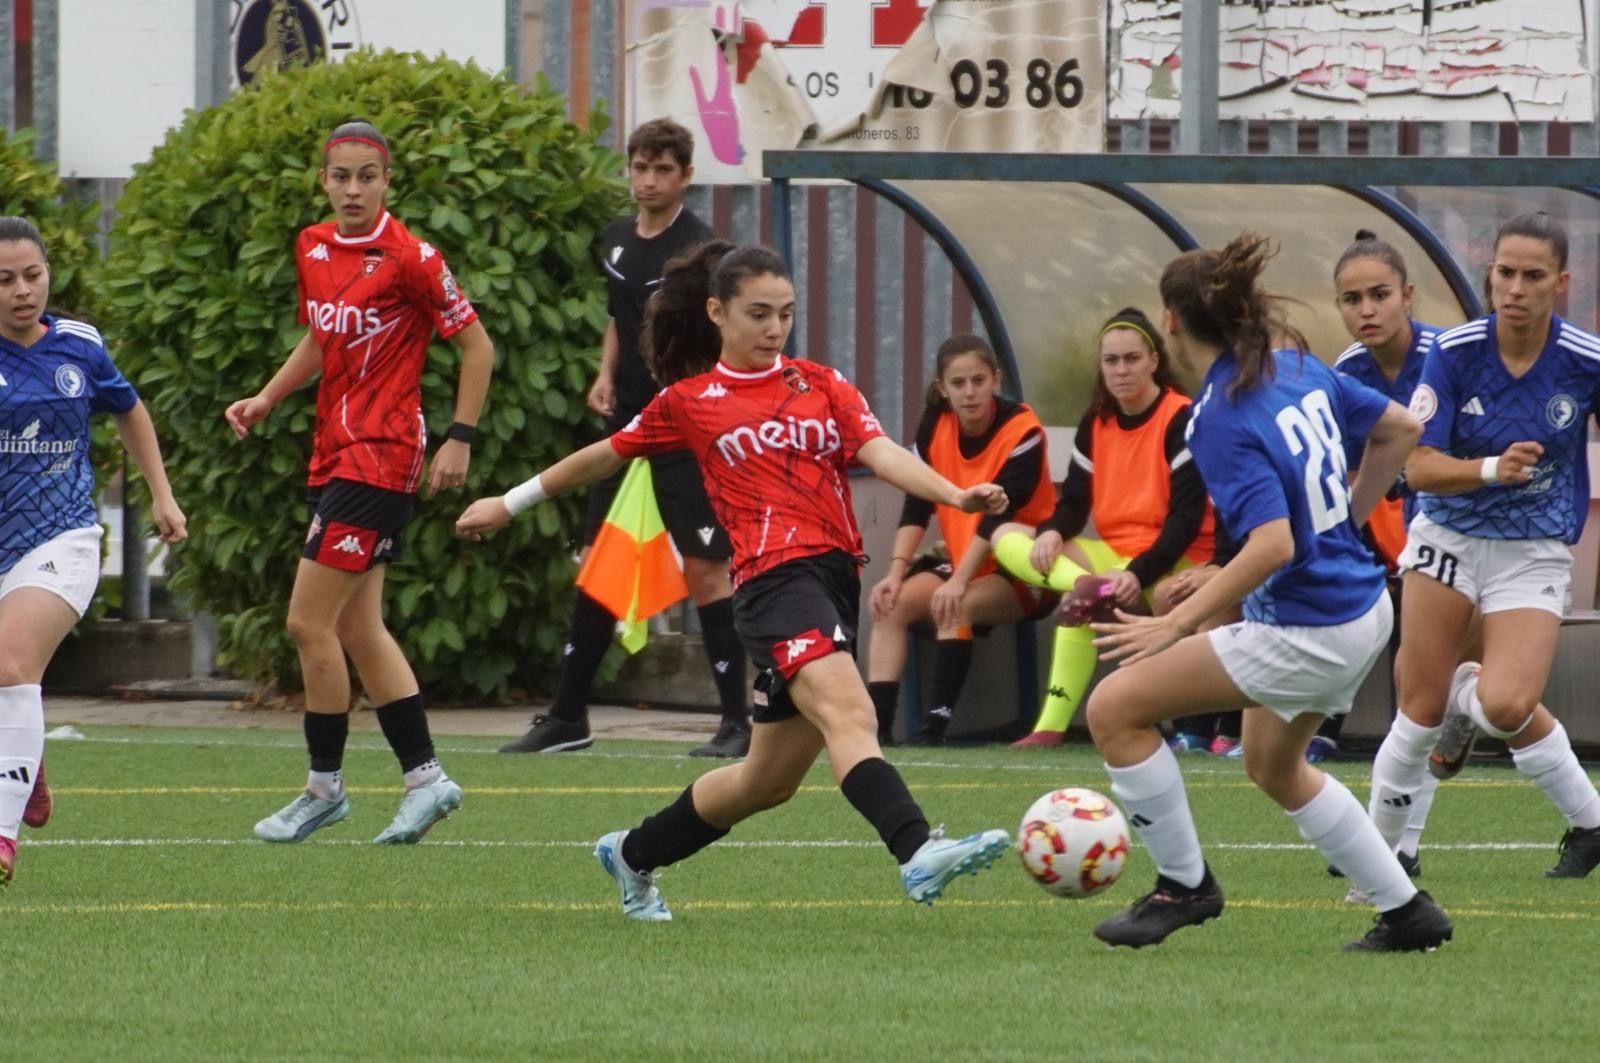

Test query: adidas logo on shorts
[331,535,365,556]
[36,560,57,575]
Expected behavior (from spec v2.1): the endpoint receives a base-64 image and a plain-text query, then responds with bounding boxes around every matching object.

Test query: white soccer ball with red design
[1016,787,1130,898]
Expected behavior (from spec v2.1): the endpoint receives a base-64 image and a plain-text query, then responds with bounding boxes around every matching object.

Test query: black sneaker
[499,714,592,753]
[690,718,751,758]
[1343,890,1453,952]
[908,707,952,747]
[1544,825,1600,879]
[1329,849,1421,880]
[1092,869,1225,948]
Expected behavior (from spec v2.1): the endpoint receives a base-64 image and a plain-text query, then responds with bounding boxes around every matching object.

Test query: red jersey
[610,356,885,585]
[295,211,477,492]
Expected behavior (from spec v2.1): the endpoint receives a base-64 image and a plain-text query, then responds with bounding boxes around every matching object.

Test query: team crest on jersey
[362,248,384,276]
[54,364,86,398]
[1547,393,1578,430]
[781,366,810,394]
[1408,384,1438,424]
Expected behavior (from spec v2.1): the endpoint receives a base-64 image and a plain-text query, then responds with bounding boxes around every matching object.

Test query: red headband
[324,135,388,159]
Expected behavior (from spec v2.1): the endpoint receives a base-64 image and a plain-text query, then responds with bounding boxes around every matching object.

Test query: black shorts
[303,478,413,573]
[733,550,859,724]
[584,446,730,560]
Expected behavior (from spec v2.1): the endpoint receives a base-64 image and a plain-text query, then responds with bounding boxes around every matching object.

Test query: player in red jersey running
[226,120,493,845]
[457,242,1014,919]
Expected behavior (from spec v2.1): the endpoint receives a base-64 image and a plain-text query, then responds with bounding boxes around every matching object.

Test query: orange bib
[925,404,1055,577]
[1089,391,1216,564]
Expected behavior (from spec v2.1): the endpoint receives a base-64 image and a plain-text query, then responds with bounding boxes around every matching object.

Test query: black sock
[374,693,434,773]
[924,639,974,741]
[696,597,749,726]
[620,786,729,873]
[867,681,900,743]
[840,758,930,863]
[550,592,616,723]
[304,711,348,772]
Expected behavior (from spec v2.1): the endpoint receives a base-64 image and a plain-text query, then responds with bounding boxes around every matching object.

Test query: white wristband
[1480,456,1500,485]
[503,474,548,515]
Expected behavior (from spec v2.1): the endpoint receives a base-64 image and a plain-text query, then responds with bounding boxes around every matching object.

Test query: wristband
[1480,456,1500,485]
[504,474,547,515]
[446,422,477,445]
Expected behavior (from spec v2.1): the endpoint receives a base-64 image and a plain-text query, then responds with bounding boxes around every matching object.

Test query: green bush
[101,51,628,698]
[0,128,102,317]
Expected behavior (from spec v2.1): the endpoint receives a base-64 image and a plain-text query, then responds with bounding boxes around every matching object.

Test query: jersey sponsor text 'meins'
[296,211,478,493]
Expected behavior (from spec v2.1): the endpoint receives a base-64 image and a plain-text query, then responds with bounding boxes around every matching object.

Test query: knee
[1242,748,1288,797]
[1084,681,1122,746]
[816,698,877,742]
[1475,683,1538,734]
[285,607,332,649]
[333,612,387,655]
[1150,582,1180,617]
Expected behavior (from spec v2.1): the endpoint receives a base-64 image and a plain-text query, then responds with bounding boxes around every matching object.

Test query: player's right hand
[1492,440,1544,484]
[224,396,272,439]
[455,496,513,541]
[870,575,902,621]
[587,374,615,417]
[1029,530,1065,577]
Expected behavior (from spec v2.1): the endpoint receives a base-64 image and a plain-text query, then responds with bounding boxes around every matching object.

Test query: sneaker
[1223,742,1244,760]
[0,836,14,888]
[1430,662,1481,780]
[1343,890,1453,952]
[1056,575,1119,627]
[1208,735,1238,758]
[1011,730,1065,749]
[1093,869,1225,948]
[254,790,351,843]
[901,826,1011,905]
[1168,733,1210,754]
[499,714,593,754]
[1544,824,1600,879]
[594,830,671,922]
[373,777,463,844]
[690,718,751,758]
[1306,735,1338,764]
[22,757,50,829]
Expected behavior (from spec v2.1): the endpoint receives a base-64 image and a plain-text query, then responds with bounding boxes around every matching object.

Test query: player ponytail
[922,333,999,416]
[643,241,792,384]
[1494,211,1568,270]
[1159,231,1306,398]
[1334,228,1409,286]
[0,216,48,262]
[1083,307,1181,422]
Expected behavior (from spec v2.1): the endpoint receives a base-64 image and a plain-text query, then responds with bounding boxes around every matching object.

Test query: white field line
[25,837,1562,852]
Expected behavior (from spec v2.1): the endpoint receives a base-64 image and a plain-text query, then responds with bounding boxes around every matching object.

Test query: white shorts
[1398,514,1571,617]
[0,525,104,618]
[1208,592,1393,722]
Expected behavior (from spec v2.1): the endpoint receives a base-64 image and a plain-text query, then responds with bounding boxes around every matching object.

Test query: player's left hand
[956,483,1008,514]
[1091,609,1186,666]
[426,439,471,498]
[150,496,188,545]
[930,577,967,631]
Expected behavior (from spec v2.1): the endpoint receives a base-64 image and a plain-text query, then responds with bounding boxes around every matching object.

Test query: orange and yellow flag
[575,459,689,652]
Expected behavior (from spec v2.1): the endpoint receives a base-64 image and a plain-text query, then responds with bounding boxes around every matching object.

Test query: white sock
[1511,723,1600,830]
[1367,713,1440,851]
[1399,772,1440,858]
[1291,774,1417,912]
[0,684,45,841]
[1105,743,1206,889]
[307,770,343,800]
[403,758,443,790]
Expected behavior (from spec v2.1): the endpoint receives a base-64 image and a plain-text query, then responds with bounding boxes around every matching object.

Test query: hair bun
[1354,229,1377,242]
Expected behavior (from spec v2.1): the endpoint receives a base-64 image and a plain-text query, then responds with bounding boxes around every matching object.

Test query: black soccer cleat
[1328,849,1421,880]
[1092,869,1225,949]
[689,718,752,759]
[499,714,593,754]
[1343,890,1453,953]
[1544,825,1600,879]
[907,707,952,747]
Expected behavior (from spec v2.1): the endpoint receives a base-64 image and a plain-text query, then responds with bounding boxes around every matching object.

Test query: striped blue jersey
[1335,321,1439,524]
[1412,315,1600,543]
[1188,349,1390,625]
[0,316,138,574]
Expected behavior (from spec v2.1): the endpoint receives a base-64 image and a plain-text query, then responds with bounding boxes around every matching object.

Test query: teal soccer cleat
[254,790,351,843]
[373,777,463,844]
[594,830,672,922]
[901,827,1011,905]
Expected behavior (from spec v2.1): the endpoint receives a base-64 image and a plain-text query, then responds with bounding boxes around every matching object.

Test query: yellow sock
[993,532,1090,593]
[1033,624,1098,734]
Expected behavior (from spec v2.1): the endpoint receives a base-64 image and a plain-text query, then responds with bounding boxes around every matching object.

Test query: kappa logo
[305,243,330,261]
[784,636,816,663]
[331,534,365,556]
[697,527,715,546]
[698,382,729,400]
[1459,396,1486,416]
[419,242,436,262]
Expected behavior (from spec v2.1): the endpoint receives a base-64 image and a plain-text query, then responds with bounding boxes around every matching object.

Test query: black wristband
[445,422,476,445]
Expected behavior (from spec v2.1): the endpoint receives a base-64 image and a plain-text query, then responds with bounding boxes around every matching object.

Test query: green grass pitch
[7,726,1598,1060]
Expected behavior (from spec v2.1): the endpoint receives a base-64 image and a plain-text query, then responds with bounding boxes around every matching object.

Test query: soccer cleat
[373,777,463,844]
[22,757,51,829]
[1224,742,1244,760]
[1430,662,1482,781]
[908,708,952,747]
[1093,869,1225,948]
[1343,890,1453,952]
[0,836,14,888]
[1055,575,1119,627]
[1011,730,1065,749]
[1544,824,1600,879]
[1306,735,1338,764]
[254,790,351,843]
[689,718,752,759]
[499,714,593,754]
[594,830,671,922]
[1168,733,1210,754]
[1208,735,1238,758]
[900,826,1011,905]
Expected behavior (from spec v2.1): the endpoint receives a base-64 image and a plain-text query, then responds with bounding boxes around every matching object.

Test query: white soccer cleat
[254,790,351,843]
[901,826,1011,905]
[594,830,672,922]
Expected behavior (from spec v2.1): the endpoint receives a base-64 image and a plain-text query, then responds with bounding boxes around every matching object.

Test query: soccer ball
[1016,787,1130,898]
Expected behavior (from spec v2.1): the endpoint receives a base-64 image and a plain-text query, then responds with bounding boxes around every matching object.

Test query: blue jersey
[0,316,138,575]
[1335,321,1440,524]
[1188,349,1390,625]
[1412,315,1600,543]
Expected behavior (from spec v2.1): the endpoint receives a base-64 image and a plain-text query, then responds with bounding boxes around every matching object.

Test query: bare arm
[224,331,322,437]
[588,320,620,416]
[424,320,495,497]
[1348,401,1421,524]
[455,439,626,540]
[855,436,1005,513]
[1406,440,1542,497]
[112,400,187,544]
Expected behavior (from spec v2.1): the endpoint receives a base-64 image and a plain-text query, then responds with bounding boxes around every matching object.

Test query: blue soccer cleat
[901,826,1011,905]
[594,830,672,922]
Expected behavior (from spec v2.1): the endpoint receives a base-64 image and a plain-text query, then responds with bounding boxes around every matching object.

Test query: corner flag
[575,458,689,652]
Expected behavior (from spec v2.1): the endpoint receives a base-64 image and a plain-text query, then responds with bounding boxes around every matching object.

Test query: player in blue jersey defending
[0,216,187,887]
[1370,212,1600,880]
[1084,232,1453,952]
